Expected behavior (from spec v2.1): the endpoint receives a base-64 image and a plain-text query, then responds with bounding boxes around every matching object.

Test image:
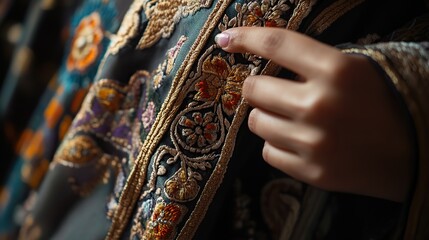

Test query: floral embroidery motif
[137,0,213,49]
[194,55,251,116]
[111,1,291,238]
[54,135,102,165]
[164,168,200,202]
[142,201,187,240]
[108,0,144,55]
[218,0,290,32]
[153,36,188,89]
[243,0,289,27]
[179,112,219,148]
[53,75,145,196]
[67,12,104,72]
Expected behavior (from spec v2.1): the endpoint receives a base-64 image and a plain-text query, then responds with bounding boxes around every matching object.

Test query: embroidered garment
[0,0,133,238]
[1,0,429,239]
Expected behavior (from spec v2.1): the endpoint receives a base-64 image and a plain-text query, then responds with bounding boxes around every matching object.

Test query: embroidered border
[107,0,314,238]
[106,1,234,238]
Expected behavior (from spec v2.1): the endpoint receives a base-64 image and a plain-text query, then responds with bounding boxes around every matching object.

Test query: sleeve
[344,42,429,239]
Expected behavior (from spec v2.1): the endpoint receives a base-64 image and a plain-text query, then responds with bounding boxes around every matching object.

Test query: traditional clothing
[1,0,428,239]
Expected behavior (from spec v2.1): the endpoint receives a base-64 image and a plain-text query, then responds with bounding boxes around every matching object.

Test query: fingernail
[215,32,230,48]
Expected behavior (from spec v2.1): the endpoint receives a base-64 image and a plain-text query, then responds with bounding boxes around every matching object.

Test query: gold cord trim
[306,0,365,36]
[105,0,233,239]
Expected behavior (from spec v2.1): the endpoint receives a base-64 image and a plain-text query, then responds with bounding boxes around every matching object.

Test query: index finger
[215,27,342,78]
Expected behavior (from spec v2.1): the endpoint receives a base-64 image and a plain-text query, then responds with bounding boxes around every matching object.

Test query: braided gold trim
[105,0,233,239]
[306,0,365,36]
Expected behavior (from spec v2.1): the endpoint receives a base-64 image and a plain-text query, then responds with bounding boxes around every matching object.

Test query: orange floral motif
[23,131,44,160]
[143,202,186,240]
[95,86,124,112]
[179,112,218,148]
[44,98,64,128]
[54,135,102,165]
[243,0,289,27]
[194,55,250,115]
[67,12,104,72]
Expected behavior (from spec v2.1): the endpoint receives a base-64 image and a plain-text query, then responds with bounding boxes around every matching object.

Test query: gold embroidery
[107,0,303,239]
[305,0,365,36]
[286,0,317,30]
[137,0,213,49]
[142,201,188,240]
[54,135,102,166]
[153,35,188,89]
[108,0,144,55]
[106,1,234,238]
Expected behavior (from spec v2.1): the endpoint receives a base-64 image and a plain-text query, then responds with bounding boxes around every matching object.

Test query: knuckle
[301,94,329,122]
[261,32,283,55]
[325,54,354,81]
[231,29,245,48]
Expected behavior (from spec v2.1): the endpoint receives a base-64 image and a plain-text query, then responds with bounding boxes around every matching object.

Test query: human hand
[215,27,413,202]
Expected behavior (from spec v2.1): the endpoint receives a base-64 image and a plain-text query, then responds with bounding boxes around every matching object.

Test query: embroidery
[111,1,292,239]
[153,36,188,89]
[137,0,213,49]
[52,74,145,196]
[305,0,365,36]
[106,0,236,237]
[60,0,118,89]
[108,0,144,55]
[44,97,64,128]
[106,0,298,238]
[142,201,188,240]
[261,178,303,240]
[231,180,259,239]
[66,12,104,72]
[55,135,103,165]
[22,131,44,161]
[142,101,156,131]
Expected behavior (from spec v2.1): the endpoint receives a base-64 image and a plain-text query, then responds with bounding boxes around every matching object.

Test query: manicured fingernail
[215,32,230,48]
